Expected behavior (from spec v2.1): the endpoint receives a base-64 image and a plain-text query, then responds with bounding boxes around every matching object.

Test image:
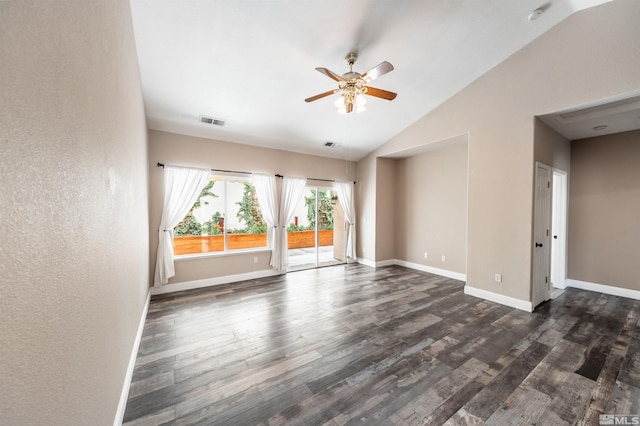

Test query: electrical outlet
[495,273,502,283]
[424,252,428,259]
[441,255,446,262]
[253,257,258,264]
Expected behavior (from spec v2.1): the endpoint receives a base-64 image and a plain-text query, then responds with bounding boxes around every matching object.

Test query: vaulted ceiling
[130,0,615,160]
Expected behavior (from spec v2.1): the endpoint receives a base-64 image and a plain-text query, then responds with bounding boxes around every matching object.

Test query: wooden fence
[174,230,333,256]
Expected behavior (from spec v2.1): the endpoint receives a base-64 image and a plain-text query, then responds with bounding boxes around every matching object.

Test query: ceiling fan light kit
[305,52,397,114]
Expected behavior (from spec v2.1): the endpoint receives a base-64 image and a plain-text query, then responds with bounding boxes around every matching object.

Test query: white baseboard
[393,260,467,282]
[356,258,467,282]
[114,289,151,426]
[566,279,640,300]
[357,257,376,268]
[151,269,283,295]
[464,285,533,312]
[376,259,396,267]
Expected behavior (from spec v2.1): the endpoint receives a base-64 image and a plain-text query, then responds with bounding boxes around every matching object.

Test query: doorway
[287,187,345,270]
[551,169,568,292]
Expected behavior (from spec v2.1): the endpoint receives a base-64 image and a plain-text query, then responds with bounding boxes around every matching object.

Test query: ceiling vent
[324,141,340,148]
[199,115,225,126]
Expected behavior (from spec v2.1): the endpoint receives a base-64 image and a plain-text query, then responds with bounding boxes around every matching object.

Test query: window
[173,176,266,256]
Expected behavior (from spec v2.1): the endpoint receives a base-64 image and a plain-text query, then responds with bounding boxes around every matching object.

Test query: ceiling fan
[305,52,397,114]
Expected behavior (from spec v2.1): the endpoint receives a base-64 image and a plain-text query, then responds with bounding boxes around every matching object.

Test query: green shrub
[174,215,202,236]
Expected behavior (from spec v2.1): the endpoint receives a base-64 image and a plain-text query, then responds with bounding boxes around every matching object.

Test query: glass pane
[317,189,338,266]
[174,177,225,255]
[225,179,267,250]
[287,187,343,270]
[288,188,316,270]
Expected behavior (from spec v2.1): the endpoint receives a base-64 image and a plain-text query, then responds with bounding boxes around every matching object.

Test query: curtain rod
[157,162,353,184]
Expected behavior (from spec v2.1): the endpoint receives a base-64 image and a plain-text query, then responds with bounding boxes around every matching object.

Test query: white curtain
[154,166,211,287]
[252,174,280,269]
[276,177,307,271]
[334,181,356,260]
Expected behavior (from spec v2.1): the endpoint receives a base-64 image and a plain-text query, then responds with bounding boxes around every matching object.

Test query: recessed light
[593,125,608,131]
[528,8,543,21]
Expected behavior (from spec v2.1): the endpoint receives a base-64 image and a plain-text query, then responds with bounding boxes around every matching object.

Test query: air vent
[199,115,225,126]
[324,141,340,148]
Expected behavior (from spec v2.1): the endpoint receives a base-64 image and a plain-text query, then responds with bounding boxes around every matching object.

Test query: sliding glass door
[287,186,345,270]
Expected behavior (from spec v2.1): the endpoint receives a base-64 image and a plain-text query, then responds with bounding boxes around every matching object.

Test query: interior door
[532,162,552,308]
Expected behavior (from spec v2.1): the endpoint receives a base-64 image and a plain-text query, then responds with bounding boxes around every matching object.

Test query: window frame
[172,174,268,259]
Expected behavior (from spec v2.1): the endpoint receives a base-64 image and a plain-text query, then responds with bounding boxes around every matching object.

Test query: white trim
[464,285,533,312]
[393,260,467,281]
[356,258,467,282]
[566,279,640,300]
[357,257,376,268]
[174,247,271,262]
[151,269,283,295]
[551,168,568,290]
[114,290,151,426]
[553,278,567,290]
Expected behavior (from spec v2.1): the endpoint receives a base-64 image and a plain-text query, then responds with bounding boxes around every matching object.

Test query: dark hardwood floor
[123,264,640,425]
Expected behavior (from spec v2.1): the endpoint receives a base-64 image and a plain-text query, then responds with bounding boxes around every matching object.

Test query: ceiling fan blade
[315,67,343,82]
[305,89,337,103]
[364,86,397,101]
[361,61,394,83]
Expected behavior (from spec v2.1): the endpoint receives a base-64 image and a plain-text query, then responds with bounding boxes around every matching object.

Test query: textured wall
[568,130,640,291]
[0,1,149,424]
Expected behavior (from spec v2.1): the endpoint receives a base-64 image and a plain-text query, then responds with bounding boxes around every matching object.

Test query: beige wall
[375,158,397,261]
[534,119,571,172]
[149,130,357,285]
[0,2,149,425]
[394,144,468,273]
[356,152,377,262]
[357,1,640,302]
[568,130,640,291]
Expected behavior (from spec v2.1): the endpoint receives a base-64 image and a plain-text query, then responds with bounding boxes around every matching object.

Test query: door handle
[535,243,543,247]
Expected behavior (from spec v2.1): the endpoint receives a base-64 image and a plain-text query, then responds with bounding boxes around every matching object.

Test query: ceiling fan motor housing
[345,52,358,66]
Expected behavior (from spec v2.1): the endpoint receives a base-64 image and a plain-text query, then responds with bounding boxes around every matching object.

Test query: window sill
[174,247,271,261]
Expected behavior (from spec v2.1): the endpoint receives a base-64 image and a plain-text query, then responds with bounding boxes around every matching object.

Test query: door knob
[535,242,543,247]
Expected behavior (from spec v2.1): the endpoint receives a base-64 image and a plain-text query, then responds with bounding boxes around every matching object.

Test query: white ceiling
[538,90,640,141]
[130,0,614,161]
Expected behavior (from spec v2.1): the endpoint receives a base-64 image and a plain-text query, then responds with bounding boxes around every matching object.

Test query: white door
[532,162,552,308]
[551,170,568,289]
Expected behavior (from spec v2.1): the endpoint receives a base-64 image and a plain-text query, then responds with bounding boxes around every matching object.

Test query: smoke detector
[528,8,543,21]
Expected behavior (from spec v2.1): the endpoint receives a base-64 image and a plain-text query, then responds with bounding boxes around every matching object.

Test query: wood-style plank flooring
[123,265,640,425]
